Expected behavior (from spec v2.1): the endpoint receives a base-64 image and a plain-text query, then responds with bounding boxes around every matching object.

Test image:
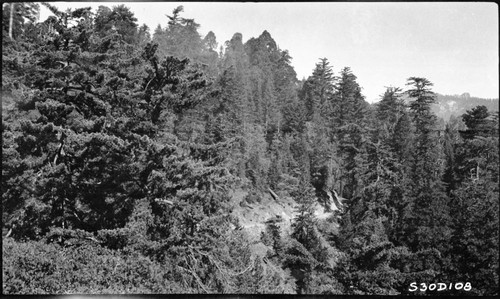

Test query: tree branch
[182,256,210,293]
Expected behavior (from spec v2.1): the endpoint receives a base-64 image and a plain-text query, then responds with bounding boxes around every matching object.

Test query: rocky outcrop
[230,189,337,244]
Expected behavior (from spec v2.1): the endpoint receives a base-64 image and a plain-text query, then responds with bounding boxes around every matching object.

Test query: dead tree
[52,131,67,166]
[268,188,285,208]
[327,189,348,211]
[154,198,174,206]
[268,188,279,201]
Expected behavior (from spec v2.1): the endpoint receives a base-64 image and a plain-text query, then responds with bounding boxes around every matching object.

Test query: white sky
[39,2,499,103]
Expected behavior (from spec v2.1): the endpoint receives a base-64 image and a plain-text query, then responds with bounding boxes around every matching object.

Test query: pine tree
[331,67,369,199]
[2,6,142,238]
[291,178,318,248]
[331,67,367,131]
[397,78,452,281]
[216,33,255,181]
[94,5,139,45]
[446,106,499,295]
[153,6,204,61]
[442,116,464,194]
[448,180,499,295]
[199,31,219,77]
[297,58,339,199]
[285,177,336,293]
[300,58,335,121]
[332,87,413,295]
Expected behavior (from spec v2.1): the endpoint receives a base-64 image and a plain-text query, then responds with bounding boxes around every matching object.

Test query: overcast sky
[39,2,499,102]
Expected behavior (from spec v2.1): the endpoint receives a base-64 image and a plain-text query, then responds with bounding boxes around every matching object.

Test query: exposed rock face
[313,202,335,219]
[230,189,342,275]
[230,189,337,251]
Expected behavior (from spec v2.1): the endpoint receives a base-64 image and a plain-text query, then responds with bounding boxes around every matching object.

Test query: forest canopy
[2,3,499,295]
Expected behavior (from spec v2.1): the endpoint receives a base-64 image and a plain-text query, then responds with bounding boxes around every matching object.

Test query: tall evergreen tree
[300,58,335,121]
[153,6,204,61]
[446,106,499,295]
[397,78,451,280]
[334,87,415,295]
[298,58,337,198]
[331,67,368,199]
[94,5,139,45]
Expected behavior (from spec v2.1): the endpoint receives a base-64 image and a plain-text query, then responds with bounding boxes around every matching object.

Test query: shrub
[2,238,184,294]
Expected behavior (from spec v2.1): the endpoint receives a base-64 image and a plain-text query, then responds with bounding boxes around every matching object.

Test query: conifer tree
[446,106,499,295]
[153,6,204,61]
[297,58,338,198]
[2,6,142,238]
[3,4,498,294]
[94,5,139,44]
[331,67,368,199]
[396,78,451,281]
[216,33,255,181]
[334,87,402,294]
[300,58,335,121]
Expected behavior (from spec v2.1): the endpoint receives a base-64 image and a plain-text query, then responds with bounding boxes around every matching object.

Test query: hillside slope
[432,93,498,120]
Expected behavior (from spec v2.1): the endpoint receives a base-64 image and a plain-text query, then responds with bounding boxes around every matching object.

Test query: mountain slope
[432,93,498,120]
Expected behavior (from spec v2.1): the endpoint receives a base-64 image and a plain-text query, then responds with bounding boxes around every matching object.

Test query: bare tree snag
[329,189,347,211]
[154,198,174,206]
[53,131,66,166]
[8,3,14,39]
[268,188,279,201]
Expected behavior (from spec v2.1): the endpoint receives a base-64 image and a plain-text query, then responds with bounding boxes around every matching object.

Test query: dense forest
[2,3,499,295]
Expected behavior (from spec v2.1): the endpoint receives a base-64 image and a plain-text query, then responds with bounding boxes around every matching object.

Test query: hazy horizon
[39,2,499,103]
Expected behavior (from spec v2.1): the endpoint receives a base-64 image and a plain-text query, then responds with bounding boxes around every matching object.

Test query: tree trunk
[9,3,15,40]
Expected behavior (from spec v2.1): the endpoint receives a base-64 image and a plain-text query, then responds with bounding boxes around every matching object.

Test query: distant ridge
[396,92,498,121]
[432,93,499,121]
